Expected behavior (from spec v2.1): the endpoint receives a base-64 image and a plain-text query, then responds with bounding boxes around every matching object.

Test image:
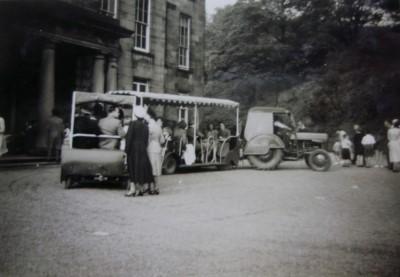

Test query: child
[341,134,353,167]
[361,131,376,168]
[332,138,342,165]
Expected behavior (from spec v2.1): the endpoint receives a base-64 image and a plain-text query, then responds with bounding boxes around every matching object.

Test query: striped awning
[108,90,239,108]
[74,91,133,105]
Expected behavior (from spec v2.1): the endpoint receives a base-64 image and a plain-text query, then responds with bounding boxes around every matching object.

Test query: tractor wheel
[163,155,177,175]
[63,177,73,189]
[247,149,283,170]
[307,149,332,171]
[305,154,310,168]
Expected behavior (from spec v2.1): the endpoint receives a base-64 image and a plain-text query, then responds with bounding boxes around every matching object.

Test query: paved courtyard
[0,162,399,276]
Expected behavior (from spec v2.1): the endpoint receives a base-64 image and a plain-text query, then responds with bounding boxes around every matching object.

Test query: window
[133,78,149,93]
[178,15,191,70]
[100,0,118,18]
[135,0,151,52]
[178,107,189,124]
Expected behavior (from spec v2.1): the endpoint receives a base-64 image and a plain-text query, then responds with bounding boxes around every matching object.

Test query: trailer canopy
[109,90,239,108]
[74,91,133,106]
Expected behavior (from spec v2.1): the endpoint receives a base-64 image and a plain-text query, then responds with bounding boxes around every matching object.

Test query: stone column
[36,41,55,149]
[92,54,105,92]
[118,38,133,90]
[106,56,118,91]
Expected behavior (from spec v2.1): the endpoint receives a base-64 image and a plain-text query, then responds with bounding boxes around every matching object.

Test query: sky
[206,0,237,16]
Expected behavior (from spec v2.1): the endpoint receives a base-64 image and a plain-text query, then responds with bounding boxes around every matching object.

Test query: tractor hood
[291,132,328,143]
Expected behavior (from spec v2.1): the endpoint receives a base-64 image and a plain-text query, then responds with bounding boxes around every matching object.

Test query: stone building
[0,0,206,151]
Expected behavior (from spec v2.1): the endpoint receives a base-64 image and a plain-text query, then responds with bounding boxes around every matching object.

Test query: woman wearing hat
[125,106,154,196]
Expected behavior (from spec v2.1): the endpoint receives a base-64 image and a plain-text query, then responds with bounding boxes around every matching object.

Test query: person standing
[0,115,8,157]
[125,106,154,196]
[146,111,165,195]
[352,124,365,166]
[332,131,342,165]
[361,130,376,168]
[388,120,400,172]
[384,119,393,169]
[98,106,125,150]
[47,109,64,161]
[341,134,353,167]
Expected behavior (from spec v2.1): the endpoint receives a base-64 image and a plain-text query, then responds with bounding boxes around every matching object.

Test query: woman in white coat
[388,120,400,172]
[146,110,165,195]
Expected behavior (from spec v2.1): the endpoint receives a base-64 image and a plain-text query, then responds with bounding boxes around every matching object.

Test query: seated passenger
[93,102,106,120]
[98,106,125,150]
[173,120,188,148]
[206,123,218,163]
[187,122,204,145]
[218,122,231,140]
[73,108,100,149]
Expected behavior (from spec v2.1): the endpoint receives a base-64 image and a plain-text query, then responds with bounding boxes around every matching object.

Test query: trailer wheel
[247,149,283,170]
[307,149,332,171]
[63,177,73,189]
[163,155,177,175]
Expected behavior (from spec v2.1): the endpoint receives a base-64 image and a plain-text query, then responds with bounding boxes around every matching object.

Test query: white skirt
[388,140,400,163]
[148,152,162,176]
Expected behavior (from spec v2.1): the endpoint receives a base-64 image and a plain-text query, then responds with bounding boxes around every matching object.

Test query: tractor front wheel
[306,149,332,171]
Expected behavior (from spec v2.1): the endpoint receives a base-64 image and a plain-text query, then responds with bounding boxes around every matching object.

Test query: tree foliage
[206,0,400,134]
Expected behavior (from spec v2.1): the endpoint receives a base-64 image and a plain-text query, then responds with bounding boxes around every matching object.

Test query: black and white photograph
[0,0,400,276]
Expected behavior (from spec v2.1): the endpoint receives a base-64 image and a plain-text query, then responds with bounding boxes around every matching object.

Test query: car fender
[243,134,285,156]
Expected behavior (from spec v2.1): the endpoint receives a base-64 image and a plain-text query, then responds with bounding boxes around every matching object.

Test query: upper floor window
[100,0,118,18]
[133,78,149,93]
[178,14,191,70]
[135,0,151,52]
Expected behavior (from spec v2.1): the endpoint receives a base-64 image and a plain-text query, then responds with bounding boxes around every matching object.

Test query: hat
[133,106,146,119]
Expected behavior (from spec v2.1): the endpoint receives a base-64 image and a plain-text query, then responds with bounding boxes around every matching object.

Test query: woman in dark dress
[125,106,154,197]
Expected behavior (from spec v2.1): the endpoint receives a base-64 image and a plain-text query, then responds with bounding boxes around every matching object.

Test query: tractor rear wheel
[247,149,283,170]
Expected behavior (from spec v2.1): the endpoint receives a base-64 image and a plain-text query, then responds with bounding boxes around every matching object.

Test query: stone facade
[0,0,206,152]
[120,0,206,95]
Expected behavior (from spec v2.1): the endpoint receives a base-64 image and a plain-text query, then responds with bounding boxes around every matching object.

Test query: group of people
[0,115,8,157]
[73,104,125,150]
[0,110,66,161]
[73,103,165,196]
[333,120,400,172]
[124,106,165,197]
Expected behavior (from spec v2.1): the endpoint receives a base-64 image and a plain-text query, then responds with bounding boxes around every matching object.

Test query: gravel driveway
[0,162,399,276]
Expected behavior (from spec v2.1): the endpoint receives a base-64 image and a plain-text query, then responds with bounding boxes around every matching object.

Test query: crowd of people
[332,120,400,172]
[71,103,234,197]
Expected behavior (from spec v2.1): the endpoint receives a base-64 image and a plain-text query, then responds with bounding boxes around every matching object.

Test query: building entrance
[55,43,95,122]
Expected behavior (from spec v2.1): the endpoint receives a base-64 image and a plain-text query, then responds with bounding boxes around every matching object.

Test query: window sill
[132,48,154,57]
[177,66,192,73]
